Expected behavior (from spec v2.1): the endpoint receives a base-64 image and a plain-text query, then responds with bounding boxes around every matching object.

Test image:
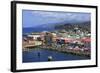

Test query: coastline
[23,45,90,58]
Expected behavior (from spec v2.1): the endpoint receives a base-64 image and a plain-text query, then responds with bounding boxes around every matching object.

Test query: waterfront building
[44,32,53,46]
[52,33,57,42]
[27,33,41,40]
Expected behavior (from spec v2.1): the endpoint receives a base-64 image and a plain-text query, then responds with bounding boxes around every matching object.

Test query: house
[27,33,41,40]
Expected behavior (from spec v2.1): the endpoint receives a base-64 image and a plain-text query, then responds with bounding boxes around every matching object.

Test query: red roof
[81,37,91,43]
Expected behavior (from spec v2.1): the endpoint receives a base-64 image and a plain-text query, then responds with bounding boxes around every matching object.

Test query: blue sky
[22,10,91,28]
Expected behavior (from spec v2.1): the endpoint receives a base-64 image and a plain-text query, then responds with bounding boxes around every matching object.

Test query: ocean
[23,49,90,63]
[23,27,55,34]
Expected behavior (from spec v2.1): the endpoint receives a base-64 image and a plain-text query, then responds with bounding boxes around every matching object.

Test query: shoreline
[23,46,90,58]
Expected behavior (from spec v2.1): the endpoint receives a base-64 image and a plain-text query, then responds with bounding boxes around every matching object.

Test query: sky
[22,10,91,28]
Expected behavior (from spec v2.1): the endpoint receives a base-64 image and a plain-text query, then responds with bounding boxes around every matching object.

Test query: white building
[27,34,41,40]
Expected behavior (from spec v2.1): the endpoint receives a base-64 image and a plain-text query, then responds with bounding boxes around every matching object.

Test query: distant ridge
[23,21,90,33]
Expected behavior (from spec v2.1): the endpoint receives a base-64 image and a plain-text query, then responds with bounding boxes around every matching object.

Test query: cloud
[23,10,91,27]
[32,10,90,21]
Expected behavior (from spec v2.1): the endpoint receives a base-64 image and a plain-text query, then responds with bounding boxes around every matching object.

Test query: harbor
[22,30,91,62]
[23,48,90,63]
[22,10,91,63]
